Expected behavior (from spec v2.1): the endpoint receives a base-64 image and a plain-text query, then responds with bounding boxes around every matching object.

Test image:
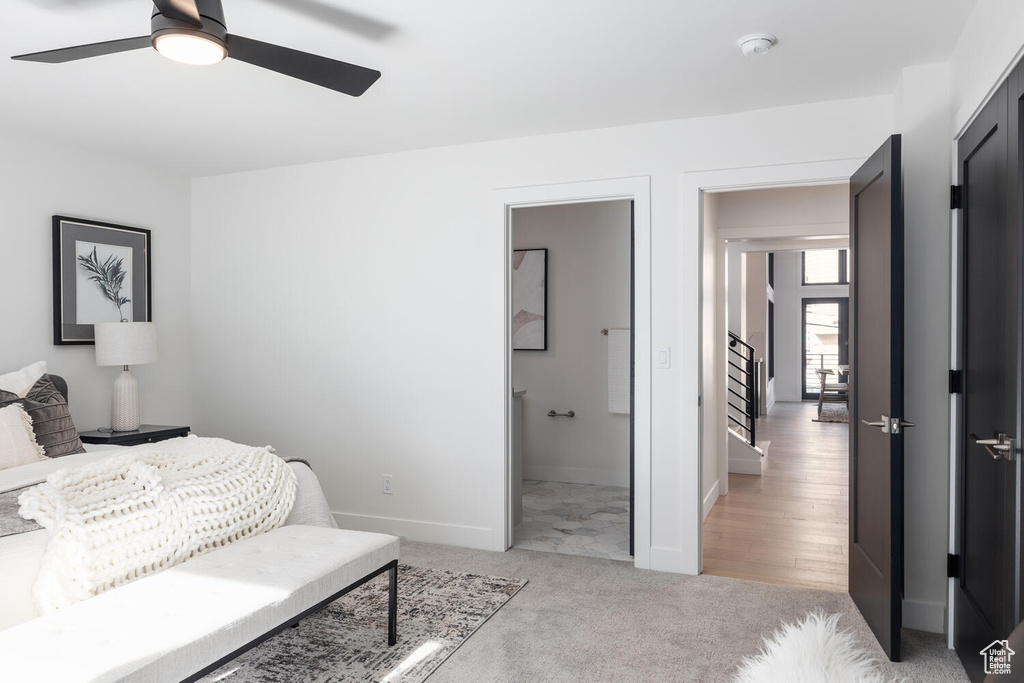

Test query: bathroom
[510,199,632,561]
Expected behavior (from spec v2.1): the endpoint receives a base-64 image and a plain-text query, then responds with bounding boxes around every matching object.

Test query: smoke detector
[737,33,776,57]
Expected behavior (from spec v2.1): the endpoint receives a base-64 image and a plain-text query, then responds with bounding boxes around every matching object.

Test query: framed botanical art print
[512,248,547,350]
[52,215,151,345]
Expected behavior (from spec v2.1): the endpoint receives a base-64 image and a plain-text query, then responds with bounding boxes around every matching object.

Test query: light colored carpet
[402,541,967,683]
[201,564,526,683]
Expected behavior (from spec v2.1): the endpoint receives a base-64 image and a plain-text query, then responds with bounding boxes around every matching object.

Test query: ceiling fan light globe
[154,33,226,66]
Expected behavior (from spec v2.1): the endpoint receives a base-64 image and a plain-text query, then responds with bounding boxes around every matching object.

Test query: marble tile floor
[513,479,632,561]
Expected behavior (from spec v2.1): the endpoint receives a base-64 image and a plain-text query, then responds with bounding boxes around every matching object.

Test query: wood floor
[703,401,850,592]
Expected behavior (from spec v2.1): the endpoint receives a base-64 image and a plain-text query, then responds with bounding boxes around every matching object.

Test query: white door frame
[687,158,864,574]
[491,177,652,569]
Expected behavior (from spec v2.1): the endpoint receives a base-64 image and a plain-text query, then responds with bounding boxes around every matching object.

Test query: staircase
[728,428,770,475]
[727,331,758,446]
[727,331,768,475]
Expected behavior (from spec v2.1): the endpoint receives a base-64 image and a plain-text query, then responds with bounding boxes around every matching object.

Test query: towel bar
[547,410,576,418]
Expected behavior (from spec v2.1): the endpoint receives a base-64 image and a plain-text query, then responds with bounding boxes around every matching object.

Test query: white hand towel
[608,329,631,414]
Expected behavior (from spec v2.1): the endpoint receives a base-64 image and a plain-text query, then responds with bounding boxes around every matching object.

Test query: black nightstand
[79,425,191,447]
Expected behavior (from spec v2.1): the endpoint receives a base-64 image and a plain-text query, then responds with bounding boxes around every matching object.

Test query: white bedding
[0,445,120,493]
[0,441,337,631]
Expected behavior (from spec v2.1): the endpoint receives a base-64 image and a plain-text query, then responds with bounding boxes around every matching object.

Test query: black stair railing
[727,331,757,447]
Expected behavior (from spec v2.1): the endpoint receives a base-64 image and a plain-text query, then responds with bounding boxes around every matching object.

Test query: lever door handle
[969,433,1015,460]
[861,415,890,433]
[861,416,916,434]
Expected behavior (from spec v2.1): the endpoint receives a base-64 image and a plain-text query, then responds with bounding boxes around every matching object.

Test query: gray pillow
[0,375,85,458]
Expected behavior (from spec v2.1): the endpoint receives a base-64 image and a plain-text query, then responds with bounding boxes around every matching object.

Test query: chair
[814,367,849,417]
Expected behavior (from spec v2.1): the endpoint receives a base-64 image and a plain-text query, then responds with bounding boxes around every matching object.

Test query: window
[801,298,849,399]
[802,249,848,285]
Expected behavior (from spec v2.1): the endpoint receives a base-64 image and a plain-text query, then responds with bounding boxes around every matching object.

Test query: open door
[849,135,906,661]
[954,74,1022,681]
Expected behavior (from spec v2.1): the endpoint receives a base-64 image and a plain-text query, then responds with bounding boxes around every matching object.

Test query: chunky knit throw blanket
[18,435,297,613]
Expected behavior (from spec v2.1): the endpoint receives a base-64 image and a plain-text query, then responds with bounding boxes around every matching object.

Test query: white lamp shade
[95,322,158,367]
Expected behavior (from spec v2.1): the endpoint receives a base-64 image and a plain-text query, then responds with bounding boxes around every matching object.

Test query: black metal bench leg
[388,561,398,646]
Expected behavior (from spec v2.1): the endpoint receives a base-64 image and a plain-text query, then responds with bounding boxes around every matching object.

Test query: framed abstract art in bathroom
[512,248,547,350]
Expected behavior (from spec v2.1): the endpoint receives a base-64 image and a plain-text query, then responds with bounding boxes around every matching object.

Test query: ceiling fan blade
[251,0,396,42]
[227,34,380,97]
[152,0,203,27]
[12,36,152,63]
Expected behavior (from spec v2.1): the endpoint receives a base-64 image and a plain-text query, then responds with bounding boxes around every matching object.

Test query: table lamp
[94,321,157,432]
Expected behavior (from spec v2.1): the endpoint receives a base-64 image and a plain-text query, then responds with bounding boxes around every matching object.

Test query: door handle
[891,419,915,434]
[969,433,1016,461]
[862,415,890,434]
[861,416,916,434]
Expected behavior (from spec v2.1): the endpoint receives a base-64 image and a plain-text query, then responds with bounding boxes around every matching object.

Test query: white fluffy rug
[734,612,891,683]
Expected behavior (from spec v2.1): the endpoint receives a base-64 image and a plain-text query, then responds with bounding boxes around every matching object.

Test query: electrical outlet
[382,474,393,495]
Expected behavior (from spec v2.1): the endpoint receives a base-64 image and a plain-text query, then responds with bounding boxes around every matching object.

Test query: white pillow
[0,361,47,397]
[0,403,47,470]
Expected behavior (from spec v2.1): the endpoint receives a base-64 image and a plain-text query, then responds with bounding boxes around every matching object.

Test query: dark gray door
[954,74,1021,682]
[849,135,905,661]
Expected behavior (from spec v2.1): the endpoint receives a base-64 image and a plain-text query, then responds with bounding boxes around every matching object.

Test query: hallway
[703,401,849,592]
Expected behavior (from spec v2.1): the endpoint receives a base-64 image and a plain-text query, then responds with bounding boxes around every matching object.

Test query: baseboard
[650,546,696,574]
[703,479,720,521]
[903,598,947,634]
[522,464,629,488]
[332,511,494,551]
[728,458,763,475]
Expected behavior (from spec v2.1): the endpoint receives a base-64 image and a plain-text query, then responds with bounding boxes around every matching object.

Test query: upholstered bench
[0,525,400,683]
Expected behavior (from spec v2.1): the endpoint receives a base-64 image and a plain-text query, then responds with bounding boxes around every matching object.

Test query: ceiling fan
[11,0,381,97]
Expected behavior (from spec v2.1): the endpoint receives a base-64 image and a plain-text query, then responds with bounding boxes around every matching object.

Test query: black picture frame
[52,215,152,345]
[512,248,547,351]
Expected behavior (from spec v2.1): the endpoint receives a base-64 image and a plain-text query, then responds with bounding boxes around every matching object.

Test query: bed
[0,371,400,682]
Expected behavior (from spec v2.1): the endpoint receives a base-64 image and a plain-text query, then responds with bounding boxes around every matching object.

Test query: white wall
[191,94,894,565]
[744,254,767,360]
[511,201,631,487]
[725,242,744,336]
[773,253,849,402]
[701,192,720,516]
[714,185,850,230]
[712,186,850,404]
[896,63,954,634]
[950,0,1024,133]
[773,252,801,401]
[0,132,192,432]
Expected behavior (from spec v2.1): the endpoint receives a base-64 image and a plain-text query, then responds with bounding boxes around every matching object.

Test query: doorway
[509,200,633,561]
[701,184,853,592]
[801,297,850,400]
[494,176,652,569]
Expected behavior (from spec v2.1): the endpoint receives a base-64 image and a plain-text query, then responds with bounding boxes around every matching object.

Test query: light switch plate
[657,346,671,369]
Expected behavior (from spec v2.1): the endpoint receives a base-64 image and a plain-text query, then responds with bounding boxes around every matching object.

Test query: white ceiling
[2,0,978,177]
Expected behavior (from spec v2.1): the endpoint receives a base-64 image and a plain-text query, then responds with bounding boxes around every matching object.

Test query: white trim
[492,176,653,570]
[947,126,964,649]
[702,479,720,521]
[332,511,493,550]
[728,458,764,476]
[953,42,1024,138]
[903,598,948,635]
[687,158,864,576]
[650,546,687,573]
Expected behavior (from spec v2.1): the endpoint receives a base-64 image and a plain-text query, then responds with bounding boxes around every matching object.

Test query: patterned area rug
[813,403,849,423]
[202,564,526,683]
